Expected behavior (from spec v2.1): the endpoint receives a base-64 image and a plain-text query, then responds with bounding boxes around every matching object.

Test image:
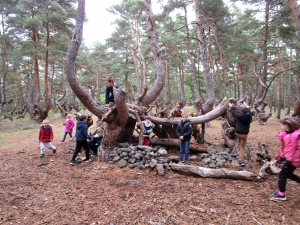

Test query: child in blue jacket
[176,113,192,164]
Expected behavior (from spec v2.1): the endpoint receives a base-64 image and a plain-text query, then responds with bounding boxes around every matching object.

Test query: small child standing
[39,119,56,158]
[88,128,103,157]
[176,113,192,164]
[270,117,300,201]
[69,115,92,165]
[61,114,75,142]
[137,116,155,146]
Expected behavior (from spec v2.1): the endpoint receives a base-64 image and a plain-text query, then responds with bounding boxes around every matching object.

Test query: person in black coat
[176,113,193,164]
[229,103,252,166]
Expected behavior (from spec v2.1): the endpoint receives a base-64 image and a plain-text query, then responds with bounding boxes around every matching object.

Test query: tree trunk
[99,87,129,161]
[65,0,107,118]
[194,0,216,114]
[0,11,7,108]
[256,0,270,101]
[287,47,292,115]
[135,0,165,106]
[164,48,172,110]
[288,0,300,45]
[179,61,186,106]
[44,21,52,114]
[149,138,208,153]
[170,164,258,181]
[151,97,229,126]
[183,5,202,110]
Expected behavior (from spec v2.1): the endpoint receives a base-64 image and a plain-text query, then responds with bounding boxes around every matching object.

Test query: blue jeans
[180,140,190,161]
[62,132,72,141]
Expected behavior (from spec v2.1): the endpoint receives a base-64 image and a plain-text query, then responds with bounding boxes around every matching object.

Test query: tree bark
[150,97,229,126]
[288,0,300,45]
[164,48,172,110]
[179,60,186,106]
[170,164,258,181]
[64,0,107,118]
[135,0,165,106]
[194,0,216,114]
[256,0,270,101]
[150,138,208,153]
[183,5,202,109]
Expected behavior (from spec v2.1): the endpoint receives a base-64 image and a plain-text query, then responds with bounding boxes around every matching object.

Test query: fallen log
[150,97,229,126]
[149,138,208,153]
[170,164,258,181]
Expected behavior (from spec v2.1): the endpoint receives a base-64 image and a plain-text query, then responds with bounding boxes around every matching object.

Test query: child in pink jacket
[61,114,75,142]
[270,117,300,201]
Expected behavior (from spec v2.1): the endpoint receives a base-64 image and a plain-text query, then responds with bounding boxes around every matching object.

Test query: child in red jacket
[39,119,56,158]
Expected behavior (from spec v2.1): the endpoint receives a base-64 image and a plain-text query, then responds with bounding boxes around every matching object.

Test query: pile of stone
[199,144,241,168]
[107,143,180,176]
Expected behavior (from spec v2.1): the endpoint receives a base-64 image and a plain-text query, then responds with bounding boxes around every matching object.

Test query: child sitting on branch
[104,76,119,106]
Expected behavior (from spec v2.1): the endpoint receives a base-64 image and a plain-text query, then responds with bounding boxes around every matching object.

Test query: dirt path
[0,118,300,224]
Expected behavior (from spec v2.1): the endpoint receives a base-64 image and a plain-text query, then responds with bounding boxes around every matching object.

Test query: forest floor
[0,114,300,225]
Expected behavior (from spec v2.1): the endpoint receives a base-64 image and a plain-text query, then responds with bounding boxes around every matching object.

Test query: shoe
[61,140,65,142]
[91,153,97,157]
[239,161,245,167]
[40,154,45,158]
[85,158,92,163]
[53,148,57,154]
[185,161,190,165]
[270,192,287,201]
[69,161,75,166]
[180,160,185,163]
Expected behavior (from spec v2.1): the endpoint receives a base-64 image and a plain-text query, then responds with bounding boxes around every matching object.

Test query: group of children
[38,76,300,201]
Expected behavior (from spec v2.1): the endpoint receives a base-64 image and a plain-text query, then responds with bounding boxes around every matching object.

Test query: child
[88,128,103,157]
[39,119,56,158]
[61,114,75,142]
[172,102,185,117]
[176,113,192,164]
[104,76,119,106]
[270,117,300,201]
[137,116,155,146]
[69,115,92,165]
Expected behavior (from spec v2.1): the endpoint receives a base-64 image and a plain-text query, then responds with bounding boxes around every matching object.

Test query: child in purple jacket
[61,114,75,142]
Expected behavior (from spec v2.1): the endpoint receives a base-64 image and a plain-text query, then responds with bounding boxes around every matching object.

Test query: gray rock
[207,146,217,154]
[108,161,114,164]
[211,154,216,160]
[224,162,231,168]
[150,159,157,168]
[123,156,129,160]
[121,152,128,157]
[163,164,171,171]
[202,158,211,165]
[118,143,130,148]
[128,158,136,164]
[157,149,167,155]
[209,163,216,168]
[216,161,224,167]
[113,156,120,162]
[129,162,140,169]
[190,155,197,161]
[167,155,179,163]
[156,164,165,176]
[200,153,209,159]
[134,153,142,159]
[129,150,136,156]
[117,159,127,168]
[129,146,137,151]
[215,144,226,153]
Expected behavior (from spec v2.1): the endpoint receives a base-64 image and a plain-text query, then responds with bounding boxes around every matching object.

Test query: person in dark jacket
[88,129,103,157]
[176,113,193,164]
[229,103,253,166]
[104,76,120,106]
[70,115,92,165]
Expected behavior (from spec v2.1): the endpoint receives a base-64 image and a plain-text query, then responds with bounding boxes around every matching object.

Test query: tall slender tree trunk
[164,48,171,110]
[44,21,52,114]
[1,11,7,108]
[194,0,216,113]
[287,47,292,115]
[183,5,201,109]
[256,0,270,101]
[288,0,300,45]
[179,60,186,106]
